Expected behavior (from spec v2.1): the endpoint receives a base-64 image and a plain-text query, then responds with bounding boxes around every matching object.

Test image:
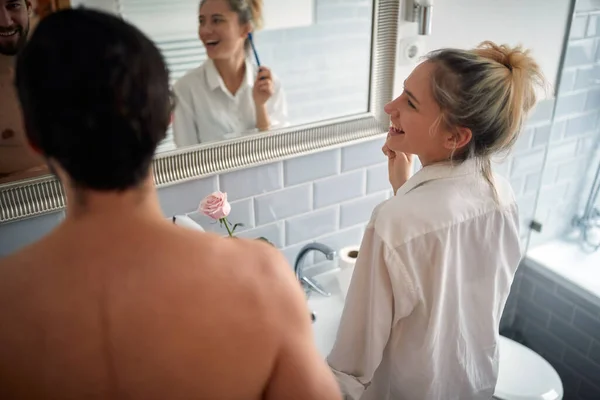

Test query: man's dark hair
[15,7,172,191]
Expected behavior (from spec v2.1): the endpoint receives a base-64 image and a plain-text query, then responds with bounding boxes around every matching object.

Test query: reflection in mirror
[116,0,374,151]
[0,0,68,184]
[0,0,375,185]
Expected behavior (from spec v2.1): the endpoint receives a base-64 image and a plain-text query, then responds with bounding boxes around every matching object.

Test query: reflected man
[0,0,48,184]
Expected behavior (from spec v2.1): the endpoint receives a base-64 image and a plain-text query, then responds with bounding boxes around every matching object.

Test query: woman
[327,41,545,400]
[172,0,287,146]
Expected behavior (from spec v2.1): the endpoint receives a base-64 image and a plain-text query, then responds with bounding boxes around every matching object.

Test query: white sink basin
[305,267,347,357]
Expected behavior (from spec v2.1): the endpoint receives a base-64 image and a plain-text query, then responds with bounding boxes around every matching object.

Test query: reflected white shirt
[327,158,522,400]
[172,58,287,146]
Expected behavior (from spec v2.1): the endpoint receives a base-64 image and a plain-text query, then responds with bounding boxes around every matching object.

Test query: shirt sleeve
[172,84,200,147]
[267,77,289,129]
[326,224,417,399]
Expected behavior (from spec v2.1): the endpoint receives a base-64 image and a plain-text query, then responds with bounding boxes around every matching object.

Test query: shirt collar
[204,58,254,93]
[397,157,480,197]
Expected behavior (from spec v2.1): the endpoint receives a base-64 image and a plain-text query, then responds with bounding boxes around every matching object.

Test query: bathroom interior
[1,0,599,399]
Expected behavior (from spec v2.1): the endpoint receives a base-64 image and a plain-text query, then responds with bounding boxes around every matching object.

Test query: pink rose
[199,191,231,220]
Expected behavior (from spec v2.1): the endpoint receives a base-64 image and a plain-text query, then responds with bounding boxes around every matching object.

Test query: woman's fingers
[382,143,390,156]
[257,81,273,94]
[257,66,272,81]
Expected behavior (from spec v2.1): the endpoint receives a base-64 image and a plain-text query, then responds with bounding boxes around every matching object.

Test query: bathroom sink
[304,265,346,357]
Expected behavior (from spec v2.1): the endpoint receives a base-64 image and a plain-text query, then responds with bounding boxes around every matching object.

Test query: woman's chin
[386,135,408,152]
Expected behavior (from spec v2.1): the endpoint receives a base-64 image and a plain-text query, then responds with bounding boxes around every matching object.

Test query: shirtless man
[0,0,49,184]
[0,8,341,400]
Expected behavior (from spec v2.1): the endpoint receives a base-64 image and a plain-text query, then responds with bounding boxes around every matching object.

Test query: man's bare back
[0,215,340,399]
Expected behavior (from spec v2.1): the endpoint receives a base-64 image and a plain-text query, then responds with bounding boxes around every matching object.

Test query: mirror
[76,0,375,153]
[0,0,376,183]
[0,0,396,222]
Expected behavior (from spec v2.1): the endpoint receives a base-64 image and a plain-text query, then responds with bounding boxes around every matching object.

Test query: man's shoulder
[173,228,292,281]
[0,240,45,297]
[215,235,291,279]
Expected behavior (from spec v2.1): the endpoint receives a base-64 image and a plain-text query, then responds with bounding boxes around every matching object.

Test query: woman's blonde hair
[200,0,263,30]
[425,41,546,196]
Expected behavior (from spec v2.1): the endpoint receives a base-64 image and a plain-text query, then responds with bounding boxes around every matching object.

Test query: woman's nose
[384,102,393,115]
[199,24,212,35]
[383,97,399,115]
[384,97,400,115]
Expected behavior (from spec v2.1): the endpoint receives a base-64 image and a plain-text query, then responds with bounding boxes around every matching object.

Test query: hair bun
[249,0,264,30]
[473,41,534,72]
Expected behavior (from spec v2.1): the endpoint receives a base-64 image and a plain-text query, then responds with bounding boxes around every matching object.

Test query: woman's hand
[382,141,413,195]
[253,66,274,106]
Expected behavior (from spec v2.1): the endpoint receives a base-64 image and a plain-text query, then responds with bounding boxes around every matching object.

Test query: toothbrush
[248,32,265,79]
[248,32,261,67]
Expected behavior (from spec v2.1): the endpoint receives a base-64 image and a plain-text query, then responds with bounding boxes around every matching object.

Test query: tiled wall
[502,260,600,400]
[155,138,393,267]
[0,138,392,261]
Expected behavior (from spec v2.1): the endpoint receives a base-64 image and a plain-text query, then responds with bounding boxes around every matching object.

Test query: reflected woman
[172,0,287,146]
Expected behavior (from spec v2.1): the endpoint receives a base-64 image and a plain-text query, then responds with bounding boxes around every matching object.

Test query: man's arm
[262,247,342,400]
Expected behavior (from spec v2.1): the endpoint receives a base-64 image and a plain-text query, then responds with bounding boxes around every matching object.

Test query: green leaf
[256,237,274,246]
[232,222,244,233]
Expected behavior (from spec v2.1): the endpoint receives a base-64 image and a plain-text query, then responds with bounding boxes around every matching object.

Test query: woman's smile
[389,123,404,136]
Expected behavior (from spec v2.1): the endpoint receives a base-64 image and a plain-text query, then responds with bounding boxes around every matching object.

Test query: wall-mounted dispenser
[408,0,433,36]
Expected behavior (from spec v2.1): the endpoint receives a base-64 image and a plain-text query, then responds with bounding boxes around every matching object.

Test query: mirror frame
[0,0,400,224]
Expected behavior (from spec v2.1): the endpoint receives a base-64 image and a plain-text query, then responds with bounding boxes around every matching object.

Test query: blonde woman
[172,0,287,146]
[327,41,545,400]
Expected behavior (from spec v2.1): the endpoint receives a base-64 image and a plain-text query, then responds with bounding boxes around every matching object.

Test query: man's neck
[62,175,165,225]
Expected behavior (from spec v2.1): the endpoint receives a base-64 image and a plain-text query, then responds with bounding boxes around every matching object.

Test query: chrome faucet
[294,242,336,297]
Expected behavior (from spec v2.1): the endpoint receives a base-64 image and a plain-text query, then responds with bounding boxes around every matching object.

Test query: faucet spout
[294,242,336,297]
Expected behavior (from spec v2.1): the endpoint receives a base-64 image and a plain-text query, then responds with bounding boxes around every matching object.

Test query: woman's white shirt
[327,158,522,400]
[172,58,288,146]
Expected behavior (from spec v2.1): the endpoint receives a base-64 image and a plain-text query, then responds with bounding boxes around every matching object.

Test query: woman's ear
[241,23,252,39]
[443,126,472,152]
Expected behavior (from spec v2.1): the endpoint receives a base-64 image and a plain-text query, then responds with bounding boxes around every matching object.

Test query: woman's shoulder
[173,64,208,93]
[372,182,475,248]
[372,194,433,247]
[373,173,518,249]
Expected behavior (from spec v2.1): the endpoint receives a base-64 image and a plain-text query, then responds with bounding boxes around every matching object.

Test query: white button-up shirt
[172,58,287,146]
[327,158,522,400]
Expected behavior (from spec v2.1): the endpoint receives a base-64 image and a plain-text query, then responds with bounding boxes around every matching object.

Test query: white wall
[70,0,118,14]
[393,0,573,100]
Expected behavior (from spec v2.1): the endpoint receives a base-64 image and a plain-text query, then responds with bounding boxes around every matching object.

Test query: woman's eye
[407,99,416,109]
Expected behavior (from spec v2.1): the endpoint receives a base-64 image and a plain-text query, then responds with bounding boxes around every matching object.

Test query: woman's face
[384,61,460,166]
[199,0,249,61]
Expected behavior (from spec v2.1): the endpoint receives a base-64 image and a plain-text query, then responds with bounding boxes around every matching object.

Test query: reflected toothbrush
[248,32,261,67]
[248,32,265,79]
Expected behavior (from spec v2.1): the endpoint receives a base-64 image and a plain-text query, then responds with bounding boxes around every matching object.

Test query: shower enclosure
[493,0,600,305]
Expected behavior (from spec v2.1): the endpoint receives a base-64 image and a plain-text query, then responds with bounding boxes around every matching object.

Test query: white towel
[172,214,205,232]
